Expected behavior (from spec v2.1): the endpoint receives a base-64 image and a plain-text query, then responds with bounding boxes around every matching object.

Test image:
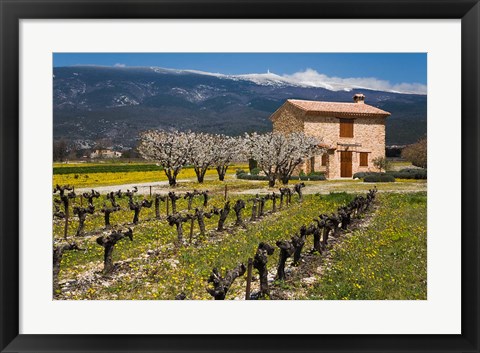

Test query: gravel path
[76,178,426,196]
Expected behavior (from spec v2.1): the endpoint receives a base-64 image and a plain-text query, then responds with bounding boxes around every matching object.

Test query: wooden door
[340,151,352,177]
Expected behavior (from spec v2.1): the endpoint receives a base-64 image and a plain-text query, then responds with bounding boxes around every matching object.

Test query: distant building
[90,149,122,159]
[270,94,390,179]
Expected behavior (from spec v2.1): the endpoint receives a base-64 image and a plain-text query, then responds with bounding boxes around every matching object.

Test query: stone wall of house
[271,103,305,133]
[271,103,387,179]
[303,115,386,179]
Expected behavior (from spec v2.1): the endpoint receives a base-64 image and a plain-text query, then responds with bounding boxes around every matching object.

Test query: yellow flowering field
[309,192,427,300]
[53,163,248,188]
[56,192,354,300]
[54,176,427,300]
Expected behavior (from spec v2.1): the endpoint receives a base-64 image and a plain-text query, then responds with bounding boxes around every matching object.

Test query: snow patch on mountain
[150,66,426,95]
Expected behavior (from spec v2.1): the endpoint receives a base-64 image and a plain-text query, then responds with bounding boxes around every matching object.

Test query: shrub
[372,157,391,172]
[299,174,326,181]
[353,172,377,179]
[364,174,395,183]
[250,167,261,176]
[389,168,427,180]
[402,136,427,168]
[236,169,248,176]
[236,173,269,181]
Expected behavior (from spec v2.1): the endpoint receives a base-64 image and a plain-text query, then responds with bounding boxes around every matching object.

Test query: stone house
[90,149,122,159]
[270,94,391,179]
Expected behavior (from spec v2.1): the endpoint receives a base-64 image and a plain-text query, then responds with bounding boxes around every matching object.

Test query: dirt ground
[76,176,426,196]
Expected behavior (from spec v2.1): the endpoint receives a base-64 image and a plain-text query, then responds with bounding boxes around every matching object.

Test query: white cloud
[114,63,126,67]
[153,66,427,95]
[281,68,427,95]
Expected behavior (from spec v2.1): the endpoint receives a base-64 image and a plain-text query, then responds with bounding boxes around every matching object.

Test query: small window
[321,154,327,166]
[359,152,368,166]
[339,118,354,138]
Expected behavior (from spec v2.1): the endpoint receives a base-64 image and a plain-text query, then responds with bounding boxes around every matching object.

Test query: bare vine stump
[328,214,341,238]
[125,187,138,202]
[96,228,133,274]
[167,213,190,243]
[312,226,322,254]
[53,242,83,295]
[154,194,167,219]
[189,216,195,243]
[107,191,120,208]
[101,203,120,229]
[253,242,275,298]
[294,182,305,202]
[250,197,259,221]
[275,240,295,280]
[215,201,231,232]
[279,187,291,208]
[206,263,246,300]
[292,233,306,266]
[258,196,266,218]
[175,292,187,300]
[268,192,278,213]
[233,199,246,227]
[82,189,100,205]
[53,204,65,219]
[338,207,352,230]
[195,208,214,235]
[129,199,153,224]
[294,224,315,262]
[201,190,209,207]
[53,184,75,239]
[315,214,330,250]
[73,204,95,237]
[279,188,288,209]
[168,191,181,214]
[245,258,253,300]
[287,187,293,204]
[184,190,199,211]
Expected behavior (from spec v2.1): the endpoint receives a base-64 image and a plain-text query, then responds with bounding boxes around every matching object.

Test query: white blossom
[245,132,324,186]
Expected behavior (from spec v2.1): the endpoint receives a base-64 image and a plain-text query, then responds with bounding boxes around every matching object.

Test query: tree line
[138,130,324,187]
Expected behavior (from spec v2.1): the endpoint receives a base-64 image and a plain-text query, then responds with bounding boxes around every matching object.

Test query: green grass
[307,192,427,300]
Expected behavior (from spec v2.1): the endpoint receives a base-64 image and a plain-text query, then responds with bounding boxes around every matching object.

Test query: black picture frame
[1,1,479,352]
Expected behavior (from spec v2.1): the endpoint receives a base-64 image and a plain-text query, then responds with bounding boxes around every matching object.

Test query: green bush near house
[390,168,427,179]
[354,168,426,180]
[236,169,326,182]
[250,167,261,176]
[364,174,396,183]
[299,173,326,181]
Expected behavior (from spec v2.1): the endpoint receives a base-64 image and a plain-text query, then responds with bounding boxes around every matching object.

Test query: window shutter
[321,154,327,166]
[360,152,368,166]
[340,119,354,137]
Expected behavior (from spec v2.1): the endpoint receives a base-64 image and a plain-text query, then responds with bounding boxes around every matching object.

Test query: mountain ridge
[53,66,427,148]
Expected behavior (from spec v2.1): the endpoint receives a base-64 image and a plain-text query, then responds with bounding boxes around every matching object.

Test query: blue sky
[53,53,426,86]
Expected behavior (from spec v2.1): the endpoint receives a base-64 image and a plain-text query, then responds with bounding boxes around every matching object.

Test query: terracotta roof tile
[287,99,390,118]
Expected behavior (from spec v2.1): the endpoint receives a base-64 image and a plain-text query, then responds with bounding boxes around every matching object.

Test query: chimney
[353,93,365,104]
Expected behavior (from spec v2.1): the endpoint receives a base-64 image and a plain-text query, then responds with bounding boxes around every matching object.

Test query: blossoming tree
[138,129,194,186]
[212,134,244,181]
[245,132,324,187]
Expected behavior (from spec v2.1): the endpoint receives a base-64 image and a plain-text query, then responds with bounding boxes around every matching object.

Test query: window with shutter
[359,152,368,166]
[321,154,327,166]
[339,118,354,137]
